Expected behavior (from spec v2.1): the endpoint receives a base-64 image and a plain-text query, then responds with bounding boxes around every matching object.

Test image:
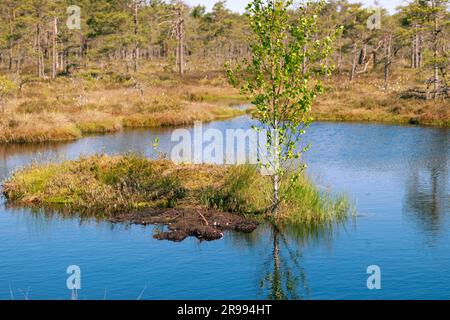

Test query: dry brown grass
[1,64,448,144]
[0,112,82,144]
[0,66,248,144]
[314,68,450,126]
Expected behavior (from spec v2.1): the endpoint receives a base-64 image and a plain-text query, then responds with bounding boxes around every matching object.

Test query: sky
[185,0,409,14]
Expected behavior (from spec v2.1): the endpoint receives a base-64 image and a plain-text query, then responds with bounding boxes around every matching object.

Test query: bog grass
[0,66,248,144]
[2,64,445,144]
[314,69,450,126]
[3,154,353,227]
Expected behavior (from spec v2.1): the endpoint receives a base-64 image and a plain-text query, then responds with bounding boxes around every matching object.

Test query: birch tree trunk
[272,119,280,216]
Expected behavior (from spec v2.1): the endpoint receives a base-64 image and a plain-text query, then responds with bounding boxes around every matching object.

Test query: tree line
[0,0,448,94]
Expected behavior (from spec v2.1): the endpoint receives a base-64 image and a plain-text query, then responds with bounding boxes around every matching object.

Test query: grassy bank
[2,66,447,145]
[314,70,450,127]
[0,68,248,144]
[2,154,351,228]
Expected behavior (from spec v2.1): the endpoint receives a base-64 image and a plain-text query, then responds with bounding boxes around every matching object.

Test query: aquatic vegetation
[203,165,353,227]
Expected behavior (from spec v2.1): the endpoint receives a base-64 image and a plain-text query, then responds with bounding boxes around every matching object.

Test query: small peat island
[2,154,352,242]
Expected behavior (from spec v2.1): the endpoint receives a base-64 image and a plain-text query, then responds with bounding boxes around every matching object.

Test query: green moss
[76,120,121,134]
[209,107,246,120]
[45,196,75,205]
[4,163,67,200]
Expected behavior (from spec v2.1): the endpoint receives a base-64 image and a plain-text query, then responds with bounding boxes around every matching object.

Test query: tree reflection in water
[257,218,348,300]
[404,132,449,237]
[259,223,309,300]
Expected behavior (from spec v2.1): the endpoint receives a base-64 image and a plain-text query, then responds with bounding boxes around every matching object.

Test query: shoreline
[0,104,248,145]
[1,106,449,147]
[1,68,448,145]
[311,115,450,129]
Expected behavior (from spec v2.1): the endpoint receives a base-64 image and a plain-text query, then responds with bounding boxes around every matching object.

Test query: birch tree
[228,0,340,215]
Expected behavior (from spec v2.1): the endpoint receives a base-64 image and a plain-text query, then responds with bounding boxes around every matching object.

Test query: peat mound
[110,208,259,242]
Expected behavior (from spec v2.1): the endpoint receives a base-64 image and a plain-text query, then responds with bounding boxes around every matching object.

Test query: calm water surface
[0,115,449,299]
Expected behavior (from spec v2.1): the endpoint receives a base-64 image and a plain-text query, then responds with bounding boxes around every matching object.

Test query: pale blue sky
[185,0,409,13]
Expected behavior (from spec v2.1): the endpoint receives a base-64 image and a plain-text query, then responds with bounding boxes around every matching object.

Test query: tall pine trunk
[36,23,44,78]
[8,6,14,71]
[384,35,392,91]
[433,1,440,99]
[133,2,139,73]
[177,9,184,75]
[52,17,58,79]
[350,44,357,81]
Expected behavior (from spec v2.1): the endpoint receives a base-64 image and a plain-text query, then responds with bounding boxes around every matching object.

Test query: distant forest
[0,1,449,94]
